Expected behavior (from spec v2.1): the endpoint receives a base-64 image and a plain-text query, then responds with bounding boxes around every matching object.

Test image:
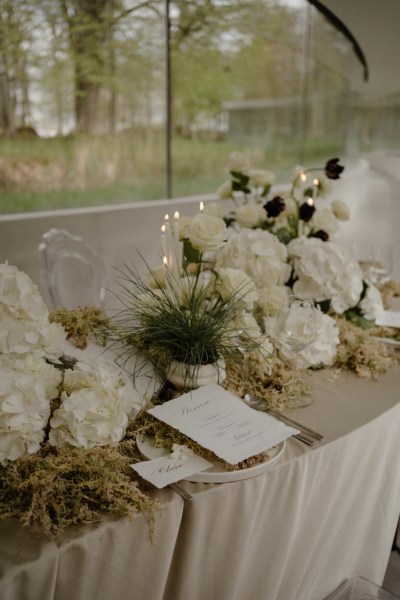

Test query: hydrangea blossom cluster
[49,361,135,449]
[0,262,136,465]
[0,262,66,465]
[215,152,349,244]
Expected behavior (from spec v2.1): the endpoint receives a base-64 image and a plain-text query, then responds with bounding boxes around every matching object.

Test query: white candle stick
[161,224,167,260]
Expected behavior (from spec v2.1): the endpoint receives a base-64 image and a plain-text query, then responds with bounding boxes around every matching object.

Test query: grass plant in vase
[107,210,272,393]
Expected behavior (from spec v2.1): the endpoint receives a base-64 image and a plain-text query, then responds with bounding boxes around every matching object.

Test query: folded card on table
[148,383,298,465]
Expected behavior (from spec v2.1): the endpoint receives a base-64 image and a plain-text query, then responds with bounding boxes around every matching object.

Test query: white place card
[148,384,298,465]
[376,310,400,328]
[131,454,212,489]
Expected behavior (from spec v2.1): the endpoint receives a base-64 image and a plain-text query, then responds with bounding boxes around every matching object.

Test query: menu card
[148,384,298,465]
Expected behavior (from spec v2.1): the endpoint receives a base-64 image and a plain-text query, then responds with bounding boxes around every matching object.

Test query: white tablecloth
[1,365,400,600]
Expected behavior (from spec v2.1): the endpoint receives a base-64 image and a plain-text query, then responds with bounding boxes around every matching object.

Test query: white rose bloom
[289,237,363,314]
[235,204,266,229]
[204,201,225,219]
[178,215,193,239]
[216,268,258,310]
[217,180,233,200]
[50,360,135,449]
[359,284,384,321]
[256,285,289,317]
[0,353,58,464]
[216,229,291,289]
[309,208,339,237]
[186,213,227,253]
[229,152,249,173]
[331,199,350,221]
[248,169,275,187]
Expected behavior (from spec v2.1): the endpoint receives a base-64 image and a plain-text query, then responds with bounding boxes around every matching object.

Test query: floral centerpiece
[215,152,349,243]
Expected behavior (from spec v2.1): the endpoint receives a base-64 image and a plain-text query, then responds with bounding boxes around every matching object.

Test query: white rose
[217,180,233,200]
[309,208,339,237]
[216,268,258,310]
[235,204,266,229]
[359,284,384,321]
[229,152,249,173]
[331,199,350,221]
[248,169,275,187]
[178,215,193,239]
[186,214,227,253]
[256,285,289,317]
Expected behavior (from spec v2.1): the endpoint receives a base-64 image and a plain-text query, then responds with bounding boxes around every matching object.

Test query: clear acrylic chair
[38,228,106,310]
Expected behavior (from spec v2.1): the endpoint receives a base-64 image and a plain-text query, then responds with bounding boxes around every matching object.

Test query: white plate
[136,435,285,483]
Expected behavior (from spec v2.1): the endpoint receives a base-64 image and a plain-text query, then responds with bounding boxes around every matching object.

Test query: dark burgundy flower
[325,158,344,180]
[310,229,329,241]
[263,195,286,218]
[299,202,316,222]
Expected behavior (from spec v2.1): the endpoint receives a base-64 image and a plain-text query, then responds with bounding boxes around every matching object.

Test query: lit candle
[300,172,307,183]
[163,255,168,268]
[161,224,167,259]
[313,178,319,197]
[307,196,314,206]
[173,211,180,238]
[199,201,204,213]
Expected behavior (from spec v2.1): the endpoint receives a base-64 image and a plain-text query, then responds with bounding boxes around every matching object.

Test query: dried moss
[334,317,397,379]
[50,305,109,349]
[0,443,159,540]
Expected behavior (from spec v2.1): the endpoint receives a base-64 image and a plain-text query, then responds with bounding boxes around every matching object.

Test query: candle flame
[161,224,166,234]
[199,201,204,213]
[163,256,168,266]
[164,214,169,222]
[174,211,179,220]
[300,172,307,182]
[307,197,314,206]
[313,178,319,186]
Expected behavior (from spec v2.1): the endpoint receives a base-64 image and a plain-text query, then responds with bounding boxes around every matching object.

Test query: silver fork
[243,394,324,444]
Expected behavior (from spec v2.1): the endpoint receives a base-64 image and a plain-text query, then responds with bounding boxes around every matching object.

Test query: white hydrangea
[256,285,289,317]
[288,237,363,314]
[0,262,66,360]
[270,307,340,369]
[0,353,61,465]
[359,284,384,321]
[216,228,291,290]
[49,360,135,449]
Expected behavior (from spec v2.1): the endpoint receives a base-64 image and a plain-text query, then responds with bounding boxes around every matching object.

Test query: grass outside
[0,130,344,214]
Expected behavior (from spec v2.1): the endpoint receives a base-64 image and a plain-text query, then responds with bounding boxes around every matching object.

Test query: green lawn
[0,131,344,214]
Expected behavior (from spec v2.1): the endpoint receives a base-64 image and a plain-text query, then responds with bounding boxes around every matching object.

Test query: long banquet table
[1,364,400,600]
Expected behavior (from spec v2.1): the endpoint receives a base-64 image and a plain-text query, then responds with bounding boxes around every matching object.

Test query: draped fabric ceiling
[309,0,400,99]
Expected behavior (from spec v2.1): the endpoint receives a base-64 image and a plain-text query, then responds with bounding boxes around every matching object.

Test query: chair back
[39,228,105,310]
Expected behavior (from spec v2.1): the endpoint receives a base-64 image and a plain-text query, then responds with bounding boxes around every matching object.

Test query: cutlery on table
[243,393,324,444]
